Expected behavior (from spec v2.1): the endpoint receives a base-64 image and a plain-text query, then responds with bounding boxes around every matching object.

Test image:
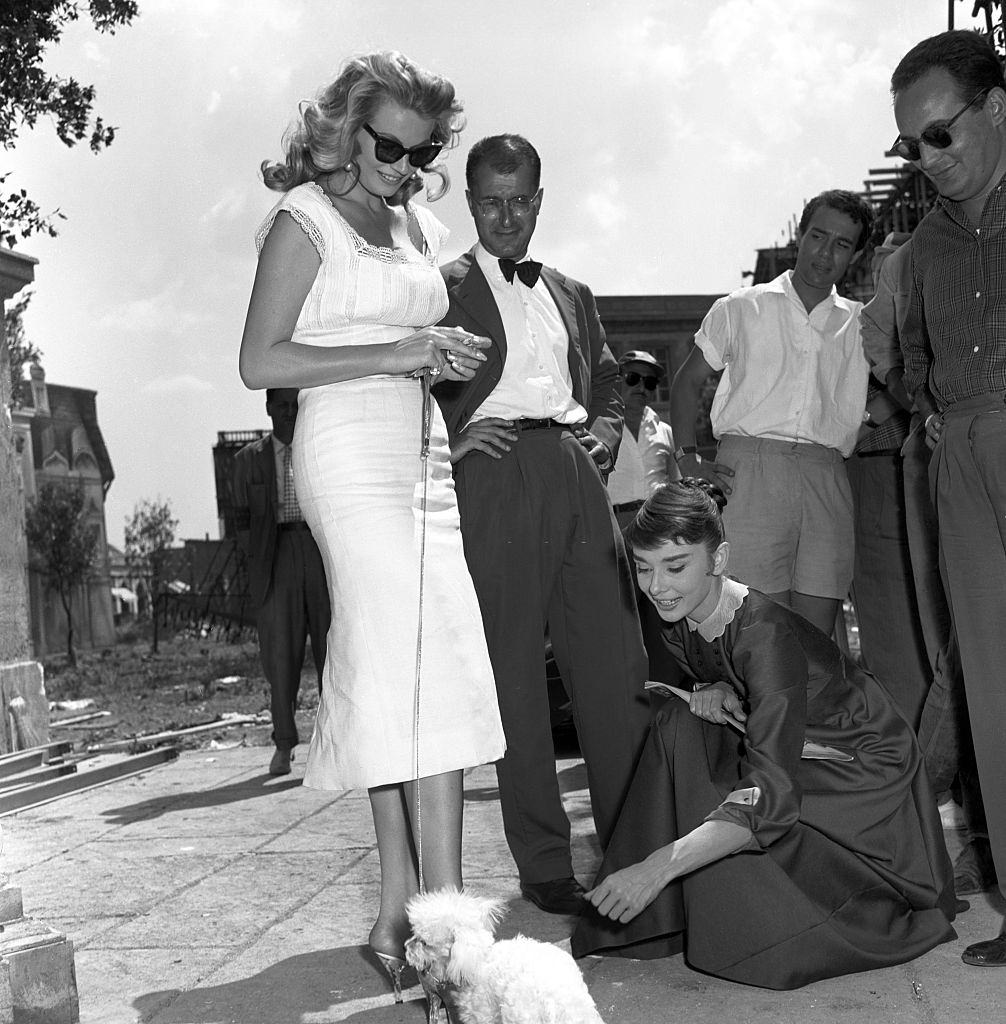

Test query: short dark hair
[465,134,541,192]
[624,479,727,556]
[891,29,1005,99]
[798,189,874,254]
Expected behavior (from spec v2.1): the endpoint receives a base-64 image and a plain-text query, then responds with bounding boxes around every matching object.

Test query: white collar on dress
[686,577,749,641]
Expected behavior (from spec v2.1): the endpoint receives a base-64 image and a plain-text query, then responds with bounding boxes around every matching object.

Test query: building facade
[12,364,116,657]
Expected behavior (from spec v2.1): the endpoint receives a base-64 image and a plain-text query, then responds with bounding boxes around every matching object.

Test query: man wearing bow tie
[434,134,650,915]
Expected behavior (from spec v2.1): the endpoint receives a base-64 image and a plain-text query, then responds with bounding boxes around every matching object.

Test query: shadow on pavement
[133,944,428,1023]
[101,774,303,826]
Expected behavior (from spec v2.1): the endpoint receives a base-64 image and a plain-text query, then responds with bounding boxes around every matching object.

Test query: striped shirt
[904,175,1006,407]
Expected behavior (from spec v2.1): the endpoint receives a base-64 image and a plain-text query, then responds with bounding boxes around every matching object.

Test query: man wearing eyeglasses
[433,133,650,916]
[606,350,680,530]
[891,29,1006,968]
[668,189,873,640]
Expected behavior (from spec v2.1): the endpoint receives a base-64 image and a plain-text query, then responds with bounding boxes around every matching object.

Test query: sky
[6,0,965,547]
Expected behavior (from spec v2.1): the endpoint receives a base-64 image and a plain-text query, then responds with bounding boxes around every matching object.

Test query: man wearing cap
[669,189,874,637]
[606,350,680,530]
[433,133,650,916]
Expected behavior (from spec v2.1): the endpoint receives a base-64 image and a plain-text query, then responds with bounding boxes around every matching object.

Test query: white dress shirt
[695,271,868,457]
[607,406,679,504]
[469,244,587,424]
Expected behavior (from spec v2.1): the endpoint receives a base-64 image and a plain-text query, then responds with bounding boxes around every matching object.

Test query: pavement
[2,740,1005,1024]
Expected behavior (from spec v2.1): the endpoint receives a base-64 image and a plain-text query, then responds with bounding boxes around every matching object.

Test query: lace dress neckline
[686,577,749,642]
[306,181,432,265]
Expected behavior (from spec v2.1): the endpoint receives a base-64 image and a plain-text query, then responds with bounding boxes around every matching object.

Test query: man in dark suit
[232,388,330,776]
[434,134,650,915]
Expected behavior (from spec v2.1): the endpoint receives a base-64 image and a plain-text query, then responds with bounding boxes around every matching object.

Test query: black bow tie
[498,258,542,287]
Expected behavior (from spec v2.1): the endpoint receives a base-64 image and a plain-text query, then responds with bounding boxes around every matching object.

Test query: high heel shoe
[418,969,457,1024]
[371,949,408,1004]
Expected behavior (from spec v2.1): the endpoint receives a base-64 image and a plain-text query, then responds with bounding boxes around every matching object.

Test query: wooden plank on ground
[0,747,179,817]
[84,715,263,754]
[0,762,76,790]
[0,742,72,776]
[49,711,111,728]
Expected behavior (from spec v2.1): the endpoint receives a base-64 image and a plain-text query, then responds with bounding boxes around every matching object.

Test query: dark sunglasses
[362,123,443,168]
[622,370,659,390]
[890,88,990,162]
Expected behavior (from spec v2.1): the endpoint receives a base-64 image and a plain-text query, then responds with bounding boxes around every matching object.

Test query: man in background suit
[434,134,650,915]
[232,388,330,776]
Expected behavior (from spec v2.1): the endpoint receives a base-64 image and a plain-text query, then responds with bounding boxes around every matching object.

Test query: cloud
[83,41,108,66]
[141,374,215,397]
[584,187,626,232]
[206,90,222,115]
[202,187,248,225]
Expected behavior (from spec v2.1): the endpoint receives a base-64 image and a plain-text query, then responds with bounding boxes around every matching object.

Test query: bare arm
[668,346,735,493]
[238,212,487,390]
[586,819,752,923]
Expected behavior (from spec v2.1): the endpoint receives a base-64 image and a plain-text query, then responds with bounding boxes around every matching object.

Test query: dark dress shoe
[269,748,293,776]
[954,837,997,895]
[520,877,586,915]
[962,931,1006,966]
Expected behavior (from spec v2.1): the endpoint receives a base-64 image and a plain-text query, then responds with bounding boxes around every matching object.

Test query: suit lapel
[541,267,588,407]
[261,436,278,515]
[448,249,508,363]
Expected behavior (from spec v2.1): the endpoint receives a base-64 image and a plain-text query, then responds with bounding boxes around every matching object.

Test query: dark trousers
[903,422,984,831]
[932,395,1006,898]
[454,427,651,883]
[847,451,931,727]
[257,526,331,750]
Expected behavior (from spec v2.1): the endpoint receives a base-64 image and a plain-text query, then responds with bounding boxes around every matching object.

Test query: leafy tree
[4,289,42,408]
[1,1,139,247]
[124,498,178,650]
[25,480,99,667]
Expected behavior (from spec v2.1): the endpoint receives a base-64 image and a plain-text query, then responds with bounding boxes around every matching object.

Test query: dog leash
[412,370,436,894]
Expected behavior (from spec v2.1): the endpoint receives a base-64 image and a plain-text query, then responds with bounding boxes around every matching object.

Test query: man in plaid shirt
[892,28,1006,967]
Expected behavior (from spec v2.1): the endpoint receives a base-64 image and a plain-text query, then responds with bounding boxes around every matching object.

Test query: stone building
[12,363,116,657]
[596,293,725,452]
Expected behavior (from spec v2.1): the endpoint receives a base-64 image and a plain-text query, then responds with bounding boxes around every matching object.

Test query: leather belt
[514,417,565,432]
[277,521,311,533]
[612,499,645,514]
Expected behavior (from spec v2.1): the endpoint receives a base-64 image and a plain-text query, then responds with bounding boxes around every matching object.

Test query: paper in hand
[643,681,854,762]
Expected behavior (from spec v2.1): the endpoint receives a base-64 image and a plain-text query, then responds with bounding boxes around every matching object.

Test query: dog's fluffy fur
[406,887,605,1024]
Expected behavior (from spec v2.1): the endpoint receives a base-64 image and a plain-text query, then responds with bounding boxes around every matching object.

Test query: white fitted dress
[254,182,505,790]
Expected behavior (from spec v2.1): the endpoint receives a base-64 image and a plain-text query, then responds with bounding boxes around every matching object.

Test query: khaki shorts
[716,435,854,599]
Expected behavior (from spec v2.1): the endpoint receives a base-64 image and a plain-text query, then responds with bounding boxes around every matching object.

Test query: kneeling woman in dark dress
[571,480,957,990]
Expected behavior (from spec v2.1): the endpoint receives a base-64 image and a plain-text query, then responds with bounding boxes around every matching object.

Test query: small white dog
[406,887,606,1024]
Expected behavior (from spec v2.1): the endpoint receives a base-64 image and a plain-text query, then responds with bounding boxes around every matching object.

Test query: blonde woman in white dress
[238,51,506,1001]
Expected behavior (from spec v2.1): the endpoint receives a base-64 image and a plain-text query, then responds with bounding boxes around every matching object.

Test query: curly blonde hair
[261,50,464,201]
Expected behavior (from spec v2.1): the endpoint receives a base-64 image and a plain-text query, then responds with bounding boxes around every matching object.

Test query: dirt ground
[42,620,322,754]
[41,604,861,756]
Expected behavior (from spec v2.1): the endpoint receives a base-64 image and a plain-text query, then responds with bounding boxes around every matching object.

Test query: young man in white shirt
[669,190,873,636]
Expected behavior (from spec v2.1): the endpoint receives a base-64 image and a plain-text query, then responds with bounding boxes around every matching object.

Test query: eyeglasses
[470,191,541,218]
[621,370,659,390]
[361,123,443,168]
[890,88,990,162]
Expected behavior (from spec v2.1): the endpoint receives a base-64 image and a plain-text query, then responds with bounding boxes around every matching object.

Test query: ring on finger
[429,366,442,377]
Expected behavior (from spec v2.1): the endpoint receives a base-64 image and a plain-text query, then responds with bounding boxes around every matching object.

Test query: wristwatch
[673,445,700,463]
